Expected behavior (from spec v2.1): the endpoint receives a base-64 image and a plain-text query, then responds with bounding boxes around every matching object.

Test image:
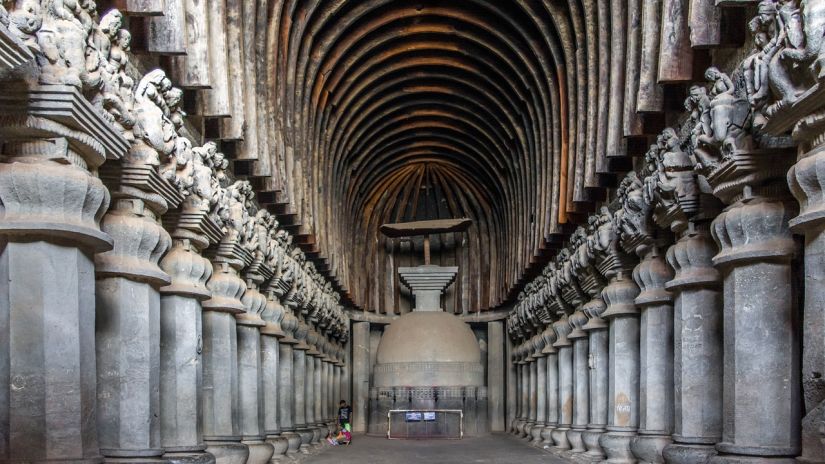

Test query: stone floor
[306,433,571,463]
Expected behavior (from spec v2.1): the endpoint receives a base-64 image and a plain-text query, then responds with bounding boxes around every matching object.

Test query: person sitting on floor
[336,423,352,445]
[326,430,340,446]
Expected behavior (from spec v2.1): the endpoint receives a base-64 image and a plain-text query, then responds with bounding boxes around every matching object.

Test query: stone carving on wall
[10,0,99,89]
[616,172,654,256]
[130,69,176,166]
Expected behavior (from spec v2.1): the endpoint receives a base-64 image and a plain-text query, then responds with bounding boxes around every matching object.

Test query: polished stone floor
[308,433,571,463]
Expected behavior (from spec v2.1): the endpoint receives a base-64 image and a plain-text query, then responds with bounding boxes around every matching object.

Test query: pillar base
[530,423,545,446]
[163,452,216,464]
[265,435,289,462]
[552,427,571,450]
[515,419,527,437]
[295,429,313,454]
[600,430,636,464]
[711,456,798,464]
[521,419,530,435]
[280,432,302,456]
[567,427,586,453]
[631,433,671,463]
[511,418,522,434]
[581,428,605,459]
[203,442,248,464]
[310,426,323,447]
[102,458,168,464]
[522,421,535,439]
[663,443,717,463]
[241,439,273,464]
[540,425,555,446]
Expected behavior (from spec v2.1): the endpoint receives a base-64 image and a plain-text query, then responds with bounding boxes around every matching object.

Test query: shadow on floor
[306,433,572,464]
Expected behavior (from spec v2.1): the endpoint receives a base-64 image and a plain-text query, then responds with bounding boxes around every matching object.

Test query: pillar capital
[633,251,674,307]
[552,314,573,348]
[0,84,132,252]
[711,195,798,267]
[601,275,641,319]
[665,225,720,290]
[581,296,607,331]
[567,309,589,340]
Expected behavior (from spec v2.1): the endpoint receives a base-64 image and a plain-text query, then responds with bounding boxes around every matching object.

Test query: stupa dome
[373,311,483,387]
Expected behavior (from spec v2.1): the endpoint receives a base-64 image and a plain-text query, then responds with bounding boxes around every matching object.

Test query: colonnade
[0,5,348,464]
[508,3,825,462]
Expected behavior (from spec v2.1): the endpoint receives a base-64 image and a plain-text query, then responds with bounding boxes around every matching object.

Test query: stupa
[369,219,487,437]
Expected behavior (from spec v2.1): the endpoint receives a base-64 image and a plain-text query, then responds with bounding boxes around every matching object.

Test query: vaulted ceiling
[261,0,624,312]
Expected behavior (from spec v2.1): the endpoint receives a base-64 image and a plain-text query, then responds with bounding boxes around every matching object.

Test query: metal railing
[387,409,463,439]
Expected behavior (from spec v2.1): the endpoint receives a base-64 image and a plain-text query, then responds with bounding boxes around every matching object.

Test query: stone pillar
[318,355,326,428]
[488,321,506,432]
[236,275,274,464]
[525,352,538,440]
[568,309,590,454]
[326,359,333,424]
[95,164,179,463]
[788,117,825,464]
[709,194,800,463]
[303,337,320,446]
[0,104,121,463]
[531,335,548,446]
[582,296,609,460]
[662,227,722,464]
[314,356,323,425]
[506,336,517,433]
[291,319,312,452]
[351,321,370,433]
[519,349,530,437]
[341,338,351,405]
[333,360,342,424]
[259,289,288,462]
[159,212,221,464]
[304,347,315,433]
[312,354,323,444]
[631,250,675,464]
[511,356,523,435]
[276,310,300,456]
[541,326,559,447]
[533,354,548,445]
[599,272,641,464]
[201,252,250,464]
[553,315,573,450]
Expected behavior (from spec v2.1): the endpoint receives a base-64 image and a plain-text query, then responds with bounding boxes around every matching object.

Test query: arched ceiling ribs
[266,0,591,311]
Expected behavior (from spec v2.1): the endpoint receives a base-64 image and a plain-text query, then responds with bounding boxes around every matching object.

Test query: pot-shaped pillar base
[295,429,313,454]
[529,423,545,446]
[204,442,248,464]
[265,436,289,462]
[631,433,671,463]
[581,428,606,460]
[164,452,216,464]
[600,431,636,464]
[540,425,555,446]
[568,428,586,453]
[663,443,717,463]
[552,427,571,450]
[241,440,273,464]
[280,432,302,456]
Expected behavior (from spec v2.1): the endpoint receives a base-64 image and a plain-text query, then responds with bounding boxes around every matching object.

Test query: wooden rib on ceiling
[261,0,621,311]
